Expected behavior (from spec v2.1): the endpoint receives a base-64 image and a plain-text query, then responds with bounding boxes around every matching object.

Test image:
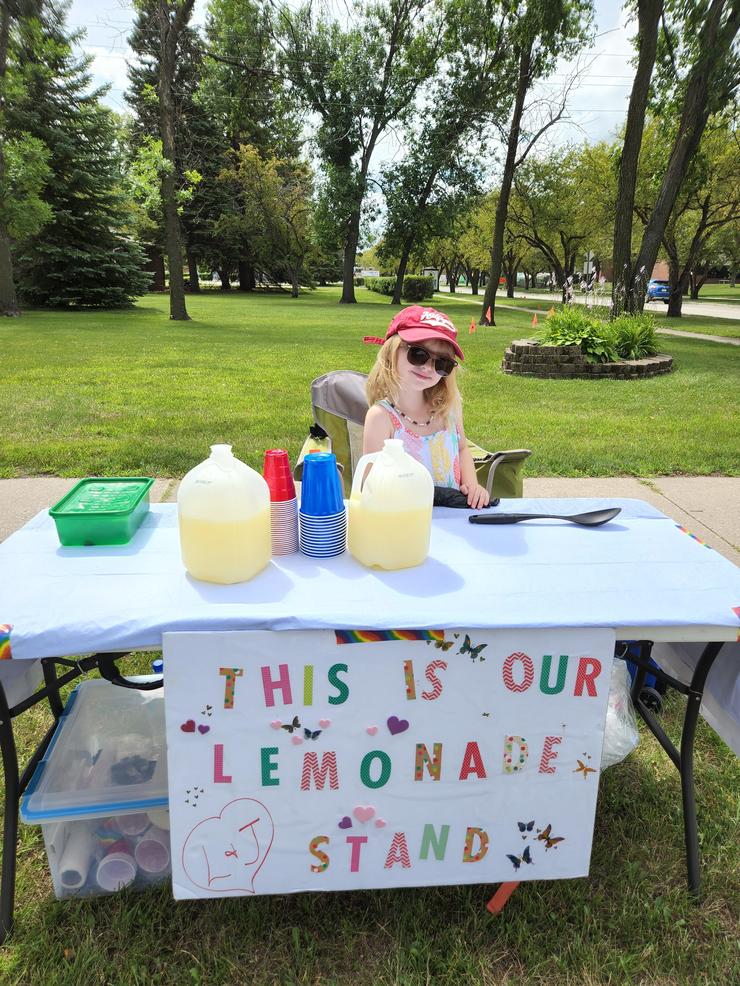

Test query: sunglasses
[401,343,458,377]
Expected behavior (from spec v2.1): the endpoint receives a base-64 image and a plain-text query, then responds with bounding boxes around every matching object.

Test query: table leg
[0,684,19,945]
[679,641,723,898]
[486,881,519,914]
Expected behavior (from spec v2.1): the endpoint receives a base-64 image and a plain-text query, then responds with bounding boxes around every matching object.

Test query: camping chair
[294,370,531,499]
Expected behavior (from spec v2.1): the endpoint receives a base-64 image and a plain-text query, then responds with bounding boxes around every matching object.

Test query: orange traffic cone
[469,318,476,334]
[531,313,539,327]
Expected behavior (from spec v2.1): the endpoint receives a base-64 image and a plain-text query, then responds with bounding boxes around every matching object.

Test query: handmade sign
[163,627,615,899]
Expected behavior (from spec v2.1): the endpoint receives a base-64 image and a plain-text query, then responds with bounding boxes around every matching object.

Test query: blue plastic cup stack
[299,452,346,557]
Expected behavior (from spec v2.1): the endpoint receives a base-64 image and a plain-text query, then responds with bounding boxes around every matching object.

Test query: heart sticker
[375,818,387,828]
[270,720,282,730]
[197,724,210,734]
[319,719,331,729]
[338,816,352,829]
[180,719,196,733]
[353,805,376,824]
[366,725,378,735]
[291,736,304,746]
[387,715,409,735]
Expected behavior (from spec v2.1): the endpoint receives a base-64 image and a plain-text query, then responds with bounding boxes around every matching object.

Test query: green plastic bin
[49,478,154,547]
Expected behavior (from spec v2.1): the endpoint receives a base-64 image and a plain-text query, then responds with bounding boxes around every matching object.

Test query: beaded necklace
[389,401,435,428]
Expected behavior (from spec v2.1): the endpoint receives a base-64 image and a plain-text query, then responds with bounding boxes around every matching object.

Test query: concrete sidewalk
[1,475,738,565]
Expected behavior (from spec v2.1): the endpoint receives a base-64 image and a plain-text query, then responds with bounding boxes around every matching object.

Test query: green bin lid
[50,478,154,517]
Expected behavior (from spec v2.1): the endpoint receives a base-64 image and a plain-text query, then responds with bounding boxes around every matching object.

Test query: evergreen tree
[9,3,149,307]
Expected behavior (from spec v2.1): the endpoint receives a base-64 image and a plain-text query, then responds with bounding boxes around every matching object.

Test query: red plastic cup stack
[263,449,299,555]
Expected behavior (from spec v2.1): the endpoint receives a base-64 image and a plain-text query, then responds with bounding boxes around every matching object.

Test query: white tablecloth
[2,497,738,662]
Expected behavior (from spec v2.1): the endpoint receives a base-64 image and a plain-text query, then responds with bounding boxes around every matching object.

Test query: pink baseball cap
[364,305,464,360]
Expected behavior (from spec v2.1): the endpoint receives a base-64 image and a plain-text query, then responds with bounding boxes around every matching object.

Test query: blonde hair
[366,335,462,418]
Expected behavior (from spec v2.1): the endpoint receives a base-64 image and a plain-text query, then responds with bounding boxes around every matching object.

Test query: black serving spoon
[469,506,621,527]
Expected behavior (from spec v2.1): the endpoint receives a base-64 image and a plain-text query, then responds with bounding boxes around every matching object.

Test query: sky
[66,0,638,159]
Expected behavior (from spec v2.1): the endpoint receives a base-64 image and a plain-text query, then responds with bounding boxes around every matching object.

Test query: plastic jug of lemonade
[348,439,434,570]
[177,444,271,584]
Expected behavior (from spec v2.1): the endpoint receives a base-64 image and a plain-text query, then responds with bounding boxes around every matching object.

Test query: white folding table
[1,498,738,940]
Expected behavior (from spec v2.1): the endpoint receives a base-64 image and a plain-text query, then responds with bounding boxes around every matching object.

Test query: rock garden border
[502,340,673,379]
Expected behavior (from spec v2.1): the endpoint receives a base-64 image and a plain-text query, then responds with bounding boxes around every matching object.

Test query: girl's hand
[460,482,490,509]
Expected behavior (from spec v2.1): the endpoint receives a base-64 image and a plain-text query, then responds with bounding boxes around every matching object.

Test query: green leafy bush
[364,276,395,296]
[402,275,435,301]
[612,313,659,359]
[353,276,365,287]
[538,306,619,363]
[365,275,434,300]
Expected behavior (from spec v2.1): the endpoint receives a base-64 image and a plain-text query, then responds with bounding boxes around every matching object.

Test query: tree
[379,3,516,305]
[9,5,149,308]
[277,1,441,304]
[198,0,300,290]
[219,144,315,296]
[0,0,51,315]
[508,147,603,303]
[611,0,663,315]
[154,0,195,320]
[479,0,593,325]
[615,0,740,313]
[634,115,740,315]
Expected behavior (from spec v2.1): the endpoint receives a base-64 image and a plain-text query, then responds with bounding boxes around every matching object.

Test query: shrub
[364,276,396,296]
[365,275,434,301]
[353,276,365,287]
[402,275,435,301]
[539,306,619,363]
[611,313,659,359]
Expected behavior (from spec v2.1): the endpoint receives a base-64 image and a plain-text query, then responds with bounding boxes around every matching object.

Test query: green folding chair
[294,370,531,499]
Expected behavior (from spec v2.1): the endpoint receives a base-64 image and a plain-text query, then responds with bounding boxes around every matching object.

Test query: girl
[363,305,490,508]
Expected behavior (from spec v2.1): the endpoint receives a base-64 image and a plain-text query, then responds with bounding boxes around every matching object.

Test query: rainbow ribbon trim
[675,524,713,549]
[0,624,12,661]
[335,629,445,645]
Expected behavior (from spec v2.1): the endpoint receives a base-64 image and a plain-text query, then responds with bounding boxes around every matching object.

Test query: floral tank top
[376,399,462,489]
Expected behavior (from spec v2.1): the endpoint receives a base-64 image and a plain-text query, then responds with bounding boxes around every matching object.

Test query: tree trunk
[187,252,200,293]
[481,42,532,326]
[157,1,193,321]
[340,210,360,304]
[630,0,740,313]
[392,235,413,305]
[506,272,515,298]
[448,267,457,293]
[470,269,480,295]
[666,262,686,317]
[0,4,19,317]
[238,260,255,291]
[147,250,166,292]
[523,272,530,290]
[612,0,663,315]
[218,268,231,291]
[290,271,300,298]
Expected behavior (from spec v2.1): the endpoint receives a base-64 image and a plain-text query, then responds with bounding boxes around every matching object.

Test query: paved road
[437,286,740,321]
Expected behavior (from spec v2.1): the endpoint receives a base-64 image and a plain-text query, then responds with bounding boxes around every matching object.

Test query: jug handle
[351,452,378,498]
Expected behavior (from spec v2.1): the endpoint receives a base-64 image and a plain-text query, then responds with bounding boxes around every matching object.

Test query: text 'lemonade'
[348,439,433,570]
[178,444,271,584]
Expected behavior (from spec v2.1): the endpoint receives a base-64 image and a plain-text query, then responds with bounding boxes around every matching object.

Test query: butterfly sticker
[434,639,454,651]
[517,820,535,839]
[459,634,487,662]
[282,716,301,734]
[574,759,597,780]
[506,846,533,870]
[304,727,322,741]
[537,824,565,850]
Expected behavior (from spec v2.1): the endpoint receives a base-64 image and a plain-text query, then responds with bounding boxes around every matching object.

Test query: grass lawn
[2,287,738,479]
[1,655,738,985]
[696,284,740,303]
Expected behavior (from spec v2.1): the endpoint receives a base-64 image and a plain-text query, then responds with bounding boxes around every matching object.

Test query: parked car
[646,279,670,303]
